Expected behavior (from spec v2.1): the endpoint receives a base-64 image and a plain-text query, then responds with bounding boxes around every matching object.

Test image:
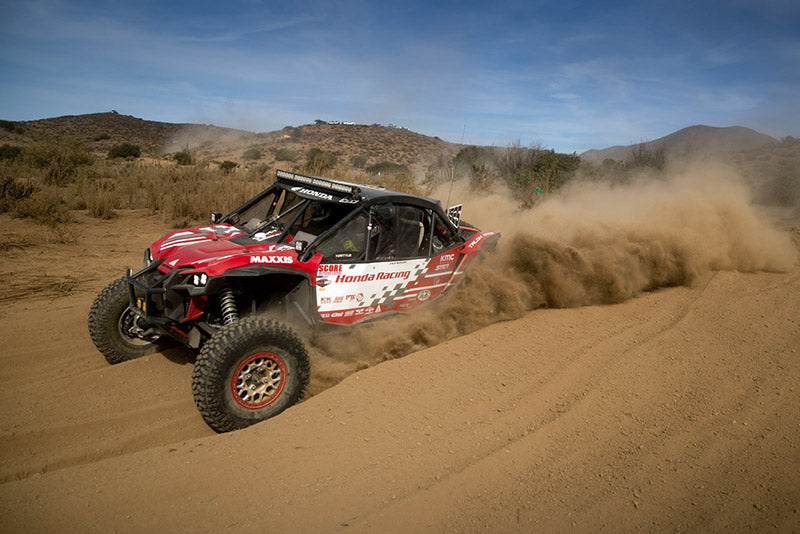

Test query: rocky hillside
[0,112,458,169]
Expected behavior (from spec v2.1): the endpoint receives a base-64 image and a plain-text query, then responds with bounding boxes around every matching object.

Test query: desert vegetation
[0,133,718,233]
[0,139,270,229]
[0,120,24,134]
[1,116,796,251]
[424,142,583,207]
[107,142,141,159]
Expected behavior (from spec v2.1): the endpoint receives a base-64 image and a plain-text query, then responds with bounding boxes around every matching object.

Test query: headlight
[143,248,153,268]
[192,273,208,286]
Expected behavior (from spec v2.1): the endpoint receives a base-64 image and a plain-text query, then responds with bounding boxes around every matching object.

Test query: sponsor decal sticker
[250,255,293,264]
[291,186,333,201]
[418,289,431,301]
[334,271,410,283]
[465,233,484,250]
[447,204,463,227]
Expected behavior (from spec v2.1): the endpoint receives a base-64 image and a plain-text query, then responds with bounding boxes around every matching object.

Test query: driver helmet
[373,203,395,229]
[311,202,331,223]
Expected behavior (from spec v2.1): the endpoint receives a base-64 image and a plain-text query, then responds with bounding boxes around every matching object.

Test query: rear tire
[191,318,310,433]
[88,278,159,364]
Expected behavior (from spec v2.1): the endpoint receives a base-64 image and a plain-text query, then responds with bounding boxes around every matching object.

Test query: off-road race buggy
[89,170,499,432]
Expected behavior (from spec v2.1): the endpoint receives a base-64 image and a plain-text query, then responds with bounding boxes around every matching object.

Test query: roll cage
[218,170,466,263]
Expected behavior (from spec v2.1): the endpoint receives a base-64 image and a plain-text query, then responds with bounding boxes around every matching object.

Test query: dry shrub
[0,233,37,251]
[373,172,423,195]
[1,175,37,212]
[22,138,93,185]
[48,159,267,225]
[273,148,298,162]
[87,189,117,219]
[242,147,263,161]
[11,188,71,226]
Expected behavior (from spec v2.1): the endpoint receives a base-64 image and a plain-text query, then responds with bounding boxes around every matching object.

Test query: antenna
[446,124,466,208]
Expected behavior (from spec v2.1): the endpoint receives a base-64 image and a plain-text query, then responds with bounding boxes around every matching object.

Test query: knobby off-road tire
[88,277,159,364]
[192,318,310,433]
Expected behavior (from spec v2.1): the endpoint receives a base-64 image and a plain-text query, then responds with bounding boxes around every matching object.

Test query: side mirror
[211,212,222,223]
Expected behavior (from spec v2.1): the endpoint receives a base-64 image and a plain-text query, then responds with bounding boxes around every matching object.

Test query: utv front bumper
[125,262,197,343]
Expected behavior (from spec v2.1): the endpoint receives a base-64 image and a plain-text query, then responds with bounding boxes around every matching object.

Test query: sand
[1,170,799,532]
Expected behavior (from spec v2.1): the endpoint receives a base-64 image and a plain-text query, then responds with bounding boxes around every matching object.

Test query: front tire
[191,318,310,433]
[88,277,159,364]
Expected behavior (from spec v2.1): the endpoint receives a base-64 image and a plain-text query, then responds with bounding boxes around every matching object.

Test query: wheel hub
[232,352,286,409]
[118,307,155,347]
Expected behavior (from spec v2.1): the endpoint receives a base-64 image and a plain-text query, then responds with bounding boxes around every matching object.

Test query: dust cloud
[306,161,798,395]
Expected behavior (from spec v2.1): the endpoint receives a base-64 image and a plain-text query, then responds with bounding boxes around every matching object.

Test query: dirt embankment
[1,163,799,532]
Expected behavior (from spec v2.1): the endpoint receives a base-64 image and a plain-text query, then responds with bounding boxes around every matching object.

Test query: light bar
[276,169,361,197]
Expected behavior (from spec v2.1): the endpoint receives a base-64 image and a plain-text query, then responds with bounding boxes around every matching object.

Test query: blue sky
[1,0,798,153]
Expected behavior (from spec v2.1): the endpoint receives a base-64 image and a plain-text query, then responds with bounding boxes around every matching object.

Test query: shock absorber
[219,288,239,325]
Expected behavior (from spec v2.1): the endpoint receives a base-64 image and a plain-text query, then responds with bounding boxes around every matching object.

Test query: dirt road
[1,201,798,532]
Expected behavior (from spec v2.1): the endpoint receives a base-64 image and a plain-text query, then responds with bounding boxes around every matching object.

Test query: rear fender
[462,231,501,255]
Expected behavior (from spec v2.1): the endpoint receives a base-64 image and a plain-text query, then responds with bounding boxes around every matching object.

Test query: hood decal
[159,225,244,252]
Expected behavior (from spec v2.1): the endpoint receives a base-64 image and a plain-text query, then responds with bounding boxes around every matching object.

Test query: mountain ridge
[580,125,778,163]
[0,113,783,168]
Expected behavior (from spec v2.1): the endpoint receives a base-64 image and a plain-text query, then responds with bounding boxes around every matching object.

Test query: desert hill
[581,125,778,163]
[2,113,789,175]
[0,112,458,169]
[0,111,253,155]
[271,122,455,167]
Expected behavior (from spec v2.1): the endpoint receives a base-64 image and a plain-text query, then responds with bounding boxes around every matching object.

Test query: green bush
[282,126,302,139]
[107,142,141,159]
[443,141,582,207]
[273,148,298,162]
[218,160,238,173]
[0,144,22,161]
[242,147,263,161]
[0,120,23,134]
[453,145,491,168]
[502,149,580,207]
[173,150,193,165]
[303,148,337,174]
[350,155,367,168]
